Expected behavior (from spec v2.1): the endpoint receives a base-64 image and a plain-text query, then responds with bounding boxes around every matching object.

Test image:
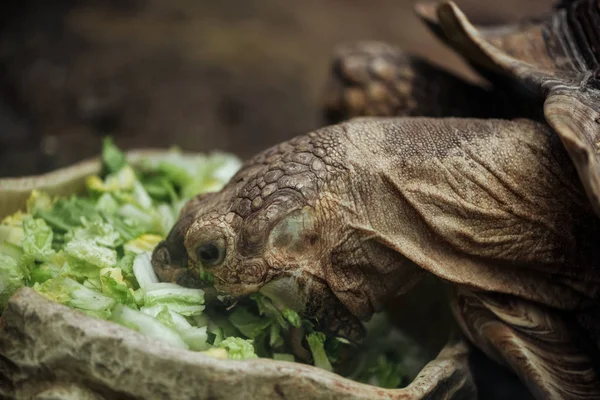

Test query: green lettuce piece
[22,217,55,261]
[198,264,214,286]
[102,137,127,174]
[0,211,25,246]
[228,305,272,339]
[100,267,137,307]
[124,234,163,255]
[132,252,158,289]
[30,263,59,284]
[101,212,144,242]
[116,253,136,282]
[138,150,241,200]
[282,308,302,328]
[34,276,116,319]
[365,355,405,389]
[218,337,258,360]
[95,193,120,215]
[118,204,163,234]
[250,293,287,329]
[26,190,54,215]
[110,304,188,349]
[145,307,210,351]
[88,166,137,194]
[132,181,153,209]
[269,322,284,350]
[206,310,241,345]
[64,238,117,277]
[180,326,210,351]
[68,218,121,248]
[180,153,242,199]
[36,197,101,237]
[345,313,420,389]
[156,204,176,236]
[0,243,26,310]
[140,176,177,203]
[29,251,66,284]
[143,282,205,316]
[307,332,333,372]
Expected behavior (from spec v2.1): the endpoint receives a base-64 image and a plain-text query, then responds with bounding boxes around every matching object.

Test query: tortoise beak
[151,240,204,288]
[151,213,204,288]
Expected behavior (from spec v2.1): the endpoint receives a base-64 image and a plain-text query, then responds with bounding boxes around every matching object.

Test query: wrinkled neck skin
[154,116,599,342]
[341,117,600,310]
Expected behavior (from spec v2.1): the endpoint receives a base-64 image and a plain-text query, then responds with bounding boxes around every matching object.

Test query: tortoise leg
[321,41,519,123]
[451,286,600,400]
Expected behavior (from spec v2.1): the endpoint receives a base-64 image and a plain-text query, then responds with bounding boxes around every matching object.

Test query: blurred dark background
[0,0,552,177]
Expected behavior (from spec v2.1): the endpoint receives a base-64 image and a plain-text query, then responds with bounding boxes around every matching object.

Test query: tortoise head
[151,132,398,342]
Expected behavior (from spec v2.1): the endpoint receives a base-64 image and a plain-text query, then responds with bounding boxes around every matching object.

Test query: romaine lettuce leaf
[307,332,333,372]
[102,137,127,174]
[34,276,116,319]
[22,217,55,261]
[0,243,26,310]
[218,337,258,360]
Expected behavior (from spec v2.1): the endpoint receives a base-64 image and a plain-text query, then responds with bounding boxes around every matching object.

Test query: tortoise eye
[195,241,225,267]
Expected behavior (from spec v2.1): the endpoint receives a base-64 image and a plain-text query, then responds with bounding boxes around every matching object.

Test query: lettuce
[64,238,117,274]
[307,332,333,372]
[228,306,273,339]
[110,304,188,349]
[218,337,258,360]
[0,139,418,388]
[34,277,116,319]
[0,243,26,310]
[22,217,55,261]
[102,137,127,174]
[0,211,25,246]
[124,234,163,255]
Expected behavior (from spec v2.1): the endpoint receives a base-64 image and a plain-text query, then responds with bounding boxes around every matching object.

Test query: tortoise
[152,1,600,399]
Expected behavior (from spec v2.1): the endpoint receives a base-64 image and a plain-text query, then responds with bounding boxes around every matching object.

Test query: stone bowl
[0,151,475,400]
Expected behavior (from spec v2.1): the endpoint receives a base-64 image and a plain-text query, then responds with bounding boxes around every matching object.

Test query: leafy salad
[0,139,424,388]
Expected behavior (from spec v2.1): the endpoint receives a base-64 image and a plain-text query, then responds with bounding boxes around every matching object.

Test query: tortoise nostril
[153,245,171,266]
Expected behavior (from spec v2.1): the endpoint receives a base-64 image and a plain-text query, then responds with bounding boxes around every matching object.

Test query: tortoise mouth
[151,241,204,288]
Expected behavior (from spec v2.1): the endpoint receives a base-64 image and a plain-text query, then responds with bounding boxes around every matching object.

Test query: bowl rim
[0,149,472,399]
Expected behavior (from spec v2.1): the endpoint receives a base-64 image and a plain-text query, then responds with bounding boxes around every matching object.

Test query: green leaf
[64,238,117,278]
[100,267,137,307]
[250,293,287,329]
[307,332,333,372]
[268,322,284,350]
[0,246,26,310]
[36,197,100,234]
[228,305,273,339]
[68,218,121,248]
[218,337,258,360]
[0,211,26,246]
[282,308,302,328]
[26,190,54,215]
[102,137,126,174]
[143,282,205,316]
[22,217,55,261]
[124,234,163,255]
[109,304,188,349]
[34,277,117,319]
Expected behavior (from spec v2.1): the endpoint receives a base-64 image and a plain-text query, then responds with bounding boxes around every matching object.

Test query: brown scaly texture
[154,1,600,399]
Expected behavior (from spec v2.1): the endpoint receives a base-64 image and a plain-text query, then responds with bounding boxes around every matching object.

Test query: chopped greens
[0,139,422,388]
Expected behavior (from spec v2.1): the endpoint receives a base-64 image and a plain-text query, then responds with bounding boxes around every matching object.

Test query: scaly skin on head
[153,110,600,345]
[153,113,598,348]
[152,123,426,342]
